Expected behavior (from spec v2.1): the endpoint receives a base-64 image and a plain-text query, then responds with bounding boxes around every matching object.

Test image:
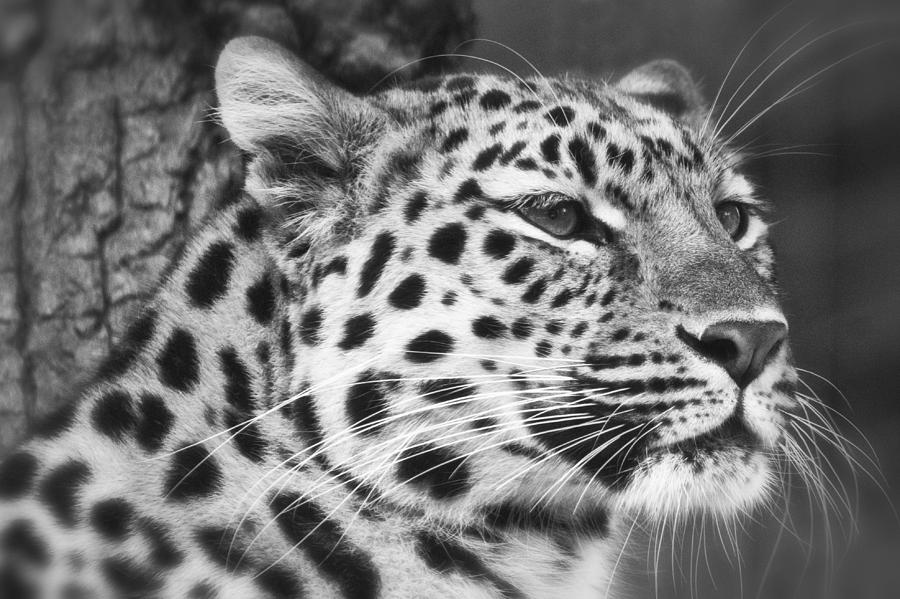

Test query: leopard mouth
[664,409,763,460]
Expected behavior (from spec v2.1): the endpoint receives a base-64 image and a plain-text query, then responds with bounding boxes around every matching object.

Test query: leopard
[0,35,801,599]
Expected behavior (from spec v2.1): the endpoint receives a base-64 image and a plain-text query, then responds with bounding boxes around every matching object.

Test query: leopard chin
[614,413,776,517]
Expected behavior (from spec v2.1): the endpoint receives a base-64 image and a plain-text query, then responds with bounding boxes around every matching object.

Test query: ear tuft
[616,59,705,124]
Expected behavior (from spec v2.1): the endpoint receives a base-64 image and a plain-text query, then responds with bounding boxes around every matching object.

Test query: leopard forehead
[304,72,773,315]
[369,72,730,201]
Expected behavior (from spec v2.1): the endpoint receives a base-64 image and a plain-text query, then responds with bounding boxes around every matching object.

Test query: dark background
[467,0,900,597]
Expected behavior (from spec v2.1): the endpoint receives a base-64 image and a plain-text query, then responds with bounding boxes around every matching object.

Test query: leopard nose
[678,321,787,388]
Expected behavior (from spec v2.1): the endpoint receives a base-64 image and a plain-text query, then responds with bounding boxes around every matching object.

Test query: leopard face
[217,38,799,527]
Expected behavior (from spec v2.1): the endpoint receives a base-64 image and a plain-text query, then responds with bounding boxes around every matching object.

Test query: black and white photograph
[0,0,898,597]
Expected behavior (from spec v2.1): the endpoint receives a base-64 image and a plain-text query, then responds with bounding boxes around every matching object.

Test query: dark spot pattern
[0,452,39,499]
[551,288,574,308]
[388,274,426,309]
[163,443,223,501]
[136,393,174,452]
[601,289,616,306]
[406,330,455,363]
[540,134,561,163]
[218,347,253,412]
[404,192,429,224]
[587,121,606,141]
[465,204,486,220]
[511,317,534,339]
[521,278,547,303]
[141,518,184,568]
[416,531,523,599]
[480,89,512,110]
[323,256,348,278]
[484,500,609,539]
[503,257,535,284]
[611,328,630,341]
[157,328,200,392]
[256,566,303,599]
[545,105,575,126]
[568,137,597,186]
[346,371,399,436]
[606,143,634,175]
[224,409,268,463]
[101,557,161,596]
[358,232,396,297]
[1,519,49,566]
[446,75,475,92]
[97,309,158,380]
[472,316,508,339]
[234,204,263,242]
[545,320,563,335]
[483,229,516,259]
[338,313,376,351]
[398,444,471,499]
[194,526,242,572]
[90,498,134,540]
[246,272,277,325]
[428,223,467,265]
[473,143,504,171]
[514,100,541,113]
[270,492,381,599]
[39,460,91,526]
[430,100,448,117]
[300,306,324,345]
[454,179,482,203]
[0,562,36,599]
[534,340,552,357]
[91,390,136,441]
[185,242,235,309]
[442,128,469,152]
[499,141,526,165]
[291,392,327,462]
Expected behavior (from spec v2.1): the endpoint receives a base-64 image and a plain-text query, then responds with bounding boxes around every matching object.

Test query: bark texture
[0,0,474,451]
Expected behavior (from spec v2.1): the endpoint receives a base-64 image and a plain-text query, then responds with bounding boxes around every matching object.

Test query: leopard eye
[716,201,748,240]
[518,199,583,239]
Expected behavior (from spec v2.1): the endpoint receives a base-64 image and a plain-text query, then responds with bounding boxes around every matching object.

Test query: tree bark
[0,0,474,452]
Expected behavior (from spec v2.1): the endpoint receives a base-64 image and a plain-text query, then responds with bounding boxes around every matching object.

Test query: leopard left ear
[616,59,706,126]
[215,36,386,178]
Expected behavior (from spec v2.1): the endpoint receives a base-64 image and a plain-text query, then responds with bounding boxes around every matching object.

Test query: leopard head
[215,37,798,526]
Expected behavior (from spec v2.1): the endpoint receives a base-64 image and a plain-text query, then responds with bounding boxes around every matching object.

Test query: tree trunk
[0,0,474,452]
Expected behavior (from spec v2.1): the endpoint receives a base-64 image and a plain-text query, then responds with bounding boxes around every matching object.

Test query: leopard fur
[0,36,799,599]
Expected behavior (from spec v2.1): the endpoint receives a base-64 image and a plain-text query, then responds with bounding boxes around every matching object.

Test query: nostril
[697,336,739,365]
[677,321,787,388]
[675,325,737,364]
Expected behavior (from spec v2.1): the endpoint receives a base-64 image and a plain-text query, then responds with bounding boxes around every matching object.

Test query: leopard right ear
[616,59,706,126]
[215,36,386,177]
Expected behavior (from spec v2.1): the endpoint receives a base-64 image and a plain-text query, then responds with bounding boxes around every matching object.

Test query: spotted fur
[0,37,800,598]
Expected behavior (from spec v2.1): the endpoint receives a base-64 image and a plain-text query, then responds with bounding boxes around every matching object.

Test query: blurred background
[1,0,898,597]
